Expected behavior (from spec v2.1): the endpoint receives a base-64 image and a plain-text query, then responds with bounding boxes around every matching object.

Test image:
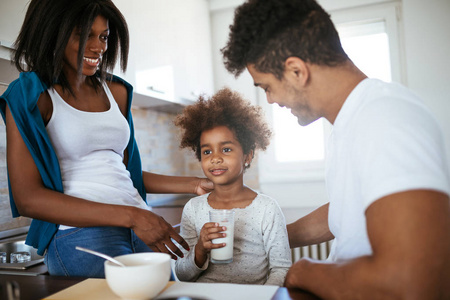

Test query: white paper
[155,282,278,300]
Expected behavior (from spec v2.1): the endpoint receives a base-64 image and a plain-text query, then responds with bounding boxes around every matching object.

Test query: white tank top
[46,82,149,228]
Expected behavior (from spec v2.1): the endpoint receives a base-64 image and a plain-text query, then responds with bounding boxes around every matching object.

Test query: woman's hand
[194,178,214,195]
[194,222,226,267]
[130,208,190,260]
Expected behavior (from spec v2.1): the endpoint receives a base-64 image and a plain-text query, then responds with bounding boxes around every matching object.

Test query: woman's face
[63,15,109,78]
[200,126,251,187]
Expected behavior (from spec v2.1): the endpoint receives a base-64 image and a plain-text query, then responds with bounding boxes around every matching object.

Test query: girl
[174,88,292,286]
[0,0,212,277]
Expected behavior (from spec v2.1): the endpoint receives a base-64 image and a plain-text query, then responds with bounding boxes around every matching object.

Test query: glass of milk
[209,209,235,264]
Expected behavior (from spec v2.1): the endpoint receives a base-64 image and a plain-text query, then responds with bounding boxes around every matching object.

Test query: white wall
[0,0,29,60]
[209,0,450,209]
[210,7,257,104]
[402,0,450,169]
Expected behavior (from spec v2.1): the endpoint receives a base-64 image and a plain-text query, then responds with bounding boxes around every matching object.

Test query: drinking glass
[10,251,31,263]
[209,209,235,264]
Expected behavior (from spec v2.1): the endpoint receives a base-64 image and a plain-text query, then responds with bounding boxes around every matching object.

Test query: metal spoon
[75,246,126,267]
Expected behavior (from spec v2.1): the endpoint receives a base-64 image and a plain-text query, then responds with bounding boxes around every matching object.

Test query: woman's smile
[83,56,101,67]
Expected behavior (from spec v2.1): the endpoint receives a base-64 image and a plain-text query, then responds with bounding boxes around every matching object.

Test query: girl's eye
[223,148,231,153]
[101,35,109,41]
[203,150,211,155]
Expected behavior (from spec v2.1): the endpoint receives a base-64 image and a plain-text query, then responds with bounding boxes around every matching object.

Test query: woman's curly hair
[174,87,272,161]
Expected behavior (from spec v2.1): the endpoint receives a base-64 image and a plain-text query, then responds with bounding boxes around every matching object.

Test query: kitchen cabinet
[112,0,215,108]
[0,0,214,109]
[0,0,29,60]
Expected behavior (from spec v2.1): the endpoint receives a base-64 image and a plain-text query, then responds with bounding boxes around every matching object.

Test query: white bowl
[104,252,171,300]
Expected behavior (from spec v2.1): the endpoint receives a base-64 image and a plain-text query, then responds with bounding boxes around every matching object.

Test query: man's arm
[284,190,450,299]
[287,203,334,248]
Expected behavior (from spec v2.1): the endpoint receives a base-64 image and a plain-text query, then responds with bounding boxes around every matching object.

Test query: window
[272,107,325,163]
[258,2,403,184]
[338,21,392,82]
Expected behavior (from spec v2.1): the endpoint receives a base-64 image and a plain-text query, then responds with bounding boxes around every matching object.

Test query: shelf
[148,195,192,208]
[132,92,195,114]
[0,40,14,61]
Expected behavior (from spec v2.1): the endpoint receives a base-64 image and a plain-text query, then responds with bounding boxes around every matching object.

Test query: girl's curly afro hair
[174,87,272,161]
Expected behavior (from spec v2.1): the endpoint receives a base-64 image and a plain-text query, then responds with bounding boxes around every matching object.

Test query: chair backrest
[291,240,333,262]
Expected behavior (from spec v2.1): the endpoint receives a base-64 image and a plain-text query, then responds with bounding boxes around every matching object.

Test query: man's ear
[284,57,309,86]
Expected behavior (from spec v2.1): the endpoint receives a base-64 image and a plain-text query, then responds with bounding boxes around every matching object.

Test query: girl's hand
[194,178,214,195]
[194,222,226,267]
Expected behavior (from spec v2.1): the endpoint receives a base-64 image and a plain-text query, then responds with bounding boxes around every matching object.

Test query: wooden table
[0,274,321,300]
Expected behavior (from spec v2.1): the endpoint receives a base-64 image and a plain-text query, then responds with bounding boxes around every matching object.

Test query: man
[221,0,450,299]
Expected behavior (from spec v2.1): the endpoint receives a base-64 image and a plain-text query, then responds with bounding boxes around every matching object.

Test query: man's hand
[284,258,312,289]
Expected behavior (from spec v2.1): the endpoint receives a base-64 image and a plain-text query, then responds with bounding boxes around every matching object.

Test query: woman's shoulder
[4,72,46,94]
[105,75,131,115]
[1,72,47,109]
[107,81,127,99]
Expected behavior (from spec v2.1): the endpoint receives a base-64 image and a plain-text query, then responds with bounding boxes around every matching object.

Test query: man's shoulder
[345,79,435,130]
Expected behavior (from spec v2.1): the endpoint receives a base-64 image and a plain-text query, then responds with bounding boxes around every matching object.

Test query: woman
[0,0,212,277]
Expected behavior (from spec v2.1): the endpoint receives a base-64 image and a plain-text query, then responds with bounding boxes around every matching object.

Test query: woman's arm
[287,203,334,248]
[5,105,188,258]
[143,171,213,195]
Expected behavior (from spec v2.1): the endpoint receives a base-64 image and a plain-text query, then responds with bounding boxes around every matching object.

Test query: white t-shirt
[175,193,292,286]
[326,78,450,261]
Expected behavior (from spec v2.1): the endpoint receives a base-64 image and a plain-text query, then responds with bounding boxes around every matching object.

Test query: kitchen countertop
[0,262,47,276]
[0,274,84,300]
[0,233,48,276]
[0,274,322,300]
[148,195,193,208]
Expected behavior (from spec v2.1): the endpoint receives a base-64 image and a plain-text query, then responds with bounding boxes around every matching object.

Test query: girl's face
[200,126,252,187]
[63,15,109,78]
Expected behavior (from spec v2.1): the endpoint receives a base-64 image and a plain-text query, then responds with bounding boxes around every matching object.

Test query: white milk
[209,209,235,264]
[210,223,234,263]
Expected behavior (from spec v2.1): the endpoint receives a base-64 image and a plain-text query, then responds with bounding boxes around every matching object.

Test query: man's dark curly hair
[174,87,272,162]
[221,0,348,79]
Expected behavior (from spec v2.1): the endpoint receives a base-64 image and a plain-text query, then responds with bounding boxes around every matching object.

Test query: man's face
[247,64,320,126]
